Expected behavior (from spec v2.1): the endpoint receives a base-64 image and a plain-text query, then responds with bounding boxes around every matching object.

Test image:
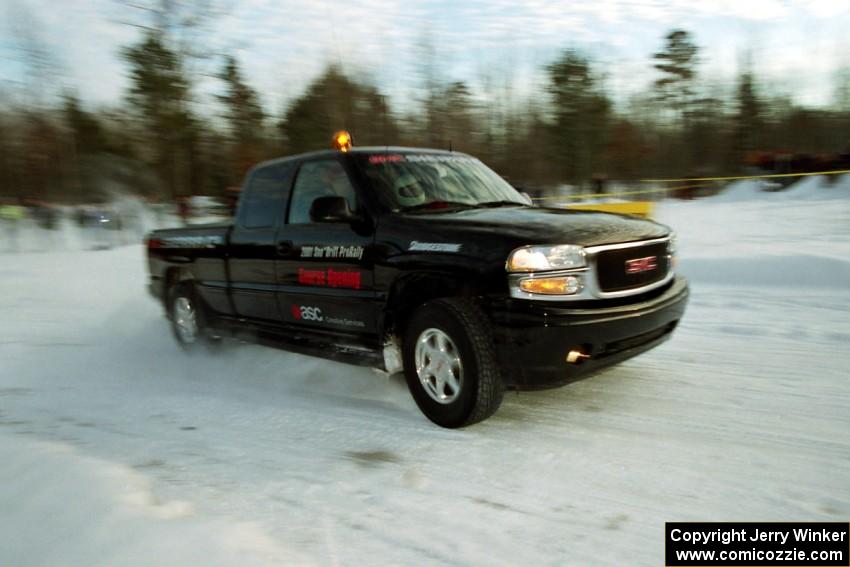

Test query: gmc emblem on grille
[625,256,658,274]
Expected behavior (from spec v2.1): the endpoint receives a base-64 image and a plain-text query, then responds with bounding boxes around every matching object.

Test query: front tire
[402,298,504,428]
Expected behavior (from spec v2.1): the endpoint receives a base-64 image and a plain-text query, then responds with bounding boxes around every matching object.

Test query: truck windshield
[355,154,527,212]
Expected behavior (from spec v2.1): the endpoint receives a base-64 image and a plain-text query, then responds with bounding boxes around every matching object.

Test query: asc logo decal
[291,305,323,322]
[290,305,365,328]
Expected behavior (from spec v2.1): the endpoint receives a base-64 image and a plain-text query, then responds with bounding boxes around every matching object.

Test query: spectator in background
[225,187,241,217]
[0,199,26,252]
[592,173,608,195]
[176,196,190,225]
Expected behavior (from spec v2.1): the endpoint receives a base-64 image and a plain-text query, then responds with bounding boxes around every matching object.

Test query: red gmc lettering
[625,256,658,274]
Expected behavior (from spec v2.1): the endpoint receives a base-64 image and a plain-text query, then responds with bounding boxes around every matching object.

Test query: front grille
[595,241,669,293]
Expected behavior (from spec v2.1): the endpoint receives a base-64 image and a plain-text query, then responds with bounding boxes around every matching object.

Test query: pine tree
[122,32,193,199]
[217,56,267,178]
[218,56,266,147]
[733,71,763,168]
[546,50,611,188]
[64,95,108,155]
[279,65,397,154]
[653,30,699,123]
[422,81,480,153]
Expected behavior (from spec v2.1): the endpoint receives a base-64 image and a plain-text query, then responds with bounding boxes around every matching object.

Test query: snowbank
[713,174,850,202]
[710,178,772,202]
[0,434,308,566]
[659,182,850,289]
[678,254,850,287]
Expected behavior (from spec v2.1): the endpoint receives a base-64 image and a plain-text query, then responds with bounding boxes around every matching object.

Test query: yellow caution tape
[641,169,850,183]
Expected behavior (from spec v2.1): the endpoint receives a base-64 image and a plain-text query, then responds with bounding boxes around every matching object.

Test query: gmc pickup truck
[146,138,688,427]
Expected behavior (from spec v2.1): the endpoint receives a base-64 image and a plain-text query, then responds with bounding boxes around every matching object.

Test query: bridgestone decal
[159,235,224,248]
[409,241,462,253]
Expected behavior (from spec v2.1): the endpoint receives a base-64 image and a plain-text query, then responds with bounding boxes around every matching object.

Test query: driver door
[275,157,379,338]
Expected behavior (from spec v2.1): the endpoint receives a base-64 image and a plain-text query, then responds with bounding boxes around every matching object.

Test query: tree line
[1,25,849,204]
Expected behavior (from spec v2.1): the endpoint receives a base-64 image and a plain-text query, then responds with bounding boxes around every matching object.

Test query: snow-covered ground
[1,180,848,566]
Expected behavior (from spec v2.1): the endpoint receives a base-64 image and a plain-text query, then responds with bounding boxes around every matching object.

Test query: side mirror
[519,191,534,206]
[309,196,359,223]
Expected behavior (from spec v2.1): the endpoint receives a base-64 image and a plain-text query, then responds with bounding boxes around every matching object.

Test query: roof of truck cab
[253,146,472,170]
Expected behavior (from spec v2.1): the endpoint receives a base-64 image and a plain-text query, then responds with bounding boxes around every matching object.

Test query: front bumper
[487,276,689,389]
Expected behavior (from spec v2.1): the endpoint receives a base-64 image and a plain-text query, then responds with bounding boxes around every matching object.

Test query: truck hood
[394,205,669,248]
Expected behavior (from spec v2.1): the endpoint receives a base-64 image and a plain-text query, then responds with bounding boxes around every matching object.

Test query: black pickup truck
[147,142,688,427]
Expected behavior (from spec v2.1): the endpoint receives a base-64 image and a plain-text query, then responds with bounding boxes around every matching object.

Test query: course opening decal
[297,268,362,290]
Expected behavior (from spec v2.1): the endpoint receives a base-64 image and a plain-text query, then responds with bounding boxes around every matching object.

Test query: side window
[288,160,357,224]
[237,163,292,228]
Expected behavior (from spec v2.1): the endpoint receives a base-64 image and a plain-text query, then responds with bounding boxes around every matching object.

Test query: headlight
[506,244,586,272]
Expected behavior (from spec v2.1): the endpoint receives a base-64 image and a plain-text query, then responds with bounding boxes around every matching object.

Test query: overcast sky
[2,0,849,114]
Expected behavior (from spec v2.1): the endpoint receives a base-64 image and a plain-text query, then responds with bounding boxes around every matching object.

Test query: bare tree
[3,1,64,109]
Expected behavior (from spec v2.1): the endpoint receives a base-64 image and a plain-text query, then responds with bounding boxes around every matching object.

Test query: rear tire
[168,282,220,351]
[402,298,504,428]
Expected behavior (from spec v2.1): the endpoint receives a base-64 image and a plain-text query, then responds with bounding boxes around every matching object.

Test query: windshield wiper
[478,200,526,208]
[401,200,477,212]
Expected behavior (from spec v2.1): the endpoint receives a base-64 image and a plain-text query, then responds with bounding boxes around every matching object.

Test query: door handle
[276,241,294,255]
